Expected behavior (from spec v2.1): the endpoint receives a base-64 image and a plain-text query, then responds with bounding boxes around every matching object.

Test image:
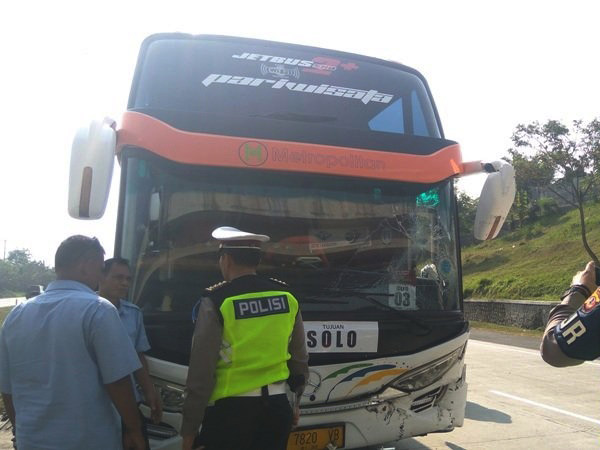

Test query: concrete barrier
[464,299,559,330]
[0,297,24,308]
[0,297,558,329]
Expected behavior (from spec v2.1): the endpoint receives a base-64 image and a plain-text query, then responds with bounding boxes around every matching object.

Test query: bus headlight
[154,381,186,412]
[390,346,464,393]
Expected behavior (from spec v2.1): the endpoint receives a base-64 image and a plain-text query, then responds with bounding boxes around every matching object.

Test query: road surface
[388,333,600,449]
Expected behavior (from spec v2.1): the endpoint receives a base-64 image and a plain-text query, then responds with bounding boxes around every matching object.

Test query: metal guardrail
[0,298,23,308]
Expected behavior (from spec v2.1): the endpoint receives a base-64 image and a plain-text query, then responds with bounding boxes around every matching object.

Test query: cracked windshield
[120,155,460,317]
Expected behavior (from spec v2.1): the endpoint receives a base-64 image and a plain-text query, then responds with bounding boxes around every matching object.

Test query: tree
[7,249,32,266]
[0,249,54,297]
[457,191,478,247]
[507,147,555,193]
[514,190,530,227]
[511,118,600,262]
[539,197,559,217]
[505,146,554,228]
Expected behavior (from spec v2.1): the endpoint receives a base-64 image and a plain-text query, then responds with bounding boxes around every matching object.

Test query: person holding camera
[541,261,600,366]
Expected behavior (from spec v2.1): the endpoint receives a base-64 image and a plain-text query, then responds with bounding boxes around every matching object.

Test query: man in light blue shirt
[99,257,162,449]
[0,235,145,450]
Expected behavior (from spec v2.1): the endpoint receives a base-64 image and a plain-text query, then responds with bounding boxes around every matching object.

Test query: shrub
[524,224,543,240]
[539,197,560,217]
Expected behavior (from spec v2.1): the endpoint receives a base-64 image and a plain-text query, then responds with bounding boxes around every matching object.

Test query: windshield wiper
[322,289,399,312]
[309,288,432,334]
[300,295,350,305]
[257,112,337,123]
[327,268,388,275]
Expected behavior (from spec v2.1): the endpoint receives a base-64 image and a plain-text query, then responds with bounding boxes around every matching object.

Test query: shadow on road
[445,443,468,450]
[391,437,431,449]
[465,401,512,423]
[392,438,467,450]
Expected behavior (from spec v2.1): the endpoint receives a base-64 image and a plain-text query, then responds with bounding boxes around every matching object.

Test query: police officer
[181,227,309,450]
[541,261,600,366]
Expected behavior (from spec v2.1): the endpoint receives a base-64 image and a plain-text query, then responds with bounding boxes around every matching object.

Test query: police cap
[212,226,270,251]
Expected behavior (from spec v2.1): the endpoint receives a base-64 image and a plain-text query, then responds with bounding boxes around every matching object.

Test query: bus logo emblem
[239,141,268,166]
[261,64,300,79]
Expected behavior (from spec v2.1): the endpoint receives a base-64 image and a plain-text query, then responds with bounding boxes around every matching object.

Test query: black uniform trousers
[196,393,293,450]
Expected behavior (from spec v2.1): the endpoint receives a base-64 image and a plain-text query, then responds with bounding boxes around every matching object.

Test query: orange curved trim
[117,111,463,182]
[348,368,408,394]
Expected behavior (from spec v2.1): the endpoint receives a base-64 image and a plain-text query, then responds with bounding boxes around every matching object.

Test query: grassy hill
[461,202,600,301]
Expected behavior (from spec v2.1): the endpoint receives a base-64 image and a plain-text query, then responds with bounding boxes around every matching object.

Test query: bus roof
[118,33,463,182]
[128,33,440,129]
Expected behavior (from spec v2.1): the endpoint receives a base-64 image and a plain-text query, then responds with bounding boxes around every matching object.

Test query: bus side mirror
[68,118,116,219]
[473,162,516,240]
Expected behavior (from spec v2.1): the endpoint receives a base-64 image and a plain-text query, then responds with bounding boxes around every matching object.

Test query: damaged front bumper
[295,362,467,449]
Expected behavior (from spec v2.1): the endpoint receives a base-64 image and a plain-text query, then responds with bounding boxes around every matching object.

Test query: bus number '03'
[394,291,411,307]
[306,330,357,348]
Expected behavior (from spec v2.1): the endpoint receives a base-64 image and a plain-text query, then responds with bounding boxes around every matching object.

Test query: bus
[68,33,515,449]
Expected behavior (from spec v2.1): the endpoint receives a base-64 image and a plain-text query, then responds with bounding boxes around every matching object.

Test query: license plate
[287,424,345,450]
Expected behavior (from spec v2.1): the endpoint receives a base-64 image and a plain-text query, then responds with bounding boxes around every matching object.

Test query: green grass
[0,307,12,413]
[0,307,12,327]
[470,320,543,338]
[462,203,600,300]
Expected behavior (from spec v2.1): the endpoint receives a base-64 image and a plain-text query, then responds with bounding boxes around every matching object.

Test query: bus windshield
[120,152,460,323]
[129,35,442,149]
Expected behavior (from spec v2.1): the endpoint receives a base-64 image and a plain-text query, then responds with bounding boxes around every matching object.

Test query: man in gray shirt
[0,235,145,449]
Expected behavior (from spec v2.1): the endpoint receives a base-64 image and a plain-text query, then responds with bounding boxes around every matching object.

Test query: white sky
[1,0,599,266]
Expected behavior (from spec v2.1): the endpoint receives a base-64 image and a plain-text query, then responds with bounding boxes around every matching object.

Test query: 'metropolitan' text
[272,147,385,170]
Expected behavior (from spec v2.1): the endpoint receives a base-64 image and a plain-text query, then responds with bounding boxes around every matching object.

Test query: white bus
[69,34,515,449]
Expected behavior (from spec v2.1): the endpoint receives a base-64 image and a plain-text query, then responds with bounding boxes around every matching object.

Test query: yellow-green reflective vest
[209,290,298,403]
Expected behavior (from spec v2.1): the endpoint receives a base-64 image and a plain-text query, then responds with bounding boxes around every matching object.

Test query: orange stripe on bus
[486,216,502,240]
[117,111,464,183]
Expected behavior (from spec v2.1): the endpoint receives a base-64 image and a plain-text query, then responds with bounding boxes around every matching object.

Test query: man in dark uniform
[99,257,163,449]
[541,261,600,366]
[181,226,309,450]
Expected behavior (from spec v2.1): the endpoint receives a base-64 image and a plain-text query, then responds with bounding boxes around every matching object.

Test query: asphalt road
[386,333,600,449]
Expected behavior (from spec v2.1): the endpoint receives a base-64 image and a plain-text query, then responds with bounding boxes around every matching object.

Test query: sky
[1,0,599,266]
